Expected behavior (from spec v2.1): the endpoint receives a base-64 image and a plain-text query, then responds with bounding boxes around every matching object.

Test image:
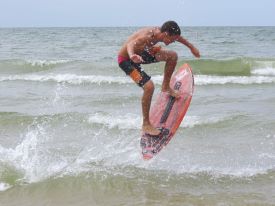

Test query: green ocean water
[0,27,275,205]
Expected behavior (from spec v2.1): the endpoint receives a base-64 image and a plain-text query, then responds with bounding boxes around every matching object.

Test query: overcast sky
[0,0,274,27]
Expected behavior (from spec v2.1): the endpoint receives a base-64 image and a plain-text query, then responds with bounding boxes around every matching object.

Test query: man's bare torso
[118,27,160,58]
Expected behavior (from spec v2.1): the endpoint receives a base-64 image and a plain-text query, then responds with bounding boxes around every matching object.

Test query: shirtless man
[117,21,200,136]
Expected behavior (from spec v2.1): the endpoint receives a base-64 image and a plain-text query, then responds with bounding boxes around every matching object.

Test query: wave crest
[185,58,275,76]
[1,73,275,85]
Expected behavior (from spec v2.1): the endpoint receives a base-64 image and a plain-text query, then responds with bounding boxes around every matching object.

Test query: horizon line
[1,25,275,29]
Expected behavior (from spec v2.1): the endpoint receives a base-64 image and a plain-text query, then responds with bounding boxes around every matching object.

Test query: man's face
[163,33,179,45]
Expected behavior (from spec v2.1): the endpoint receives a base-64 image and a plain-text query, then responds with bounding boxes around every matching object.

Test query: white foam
[253,60,275,70]
[26,59,71,67]
[0,116,274,182]
[88,113,141,130]
[1,73,275,85]
[0,182,12,192]
[0,123,68,183]
[195,75,275,85]
[251,68,275,76]
[182,115,227,128]
[88,113,228,130]
[0,74,131,85]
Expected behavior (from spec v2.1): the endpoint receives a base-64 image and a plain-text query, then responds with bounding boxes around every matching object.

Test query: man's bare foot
[142,124,161,136]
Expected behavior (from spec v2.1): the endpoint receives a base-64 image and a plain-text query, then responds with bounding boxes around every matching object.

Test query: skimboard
[140,63,194,160]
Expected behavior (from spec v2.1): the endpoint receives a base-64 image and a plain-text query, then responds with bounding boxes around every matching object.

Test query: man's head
[160,21,181,36]
[160,21,181,45]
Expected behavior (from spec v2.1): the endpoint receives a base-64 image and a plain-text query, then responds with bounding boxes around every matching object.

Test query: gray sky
[0,0,274,27]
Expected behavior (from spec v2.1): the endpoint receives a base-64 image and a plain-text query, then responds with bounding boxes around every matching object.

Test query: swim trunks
[118,50,159,87]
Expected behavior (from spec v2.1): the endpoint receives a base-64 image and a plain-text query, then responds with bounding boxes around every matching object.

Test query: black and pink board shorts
[118,51,158,87]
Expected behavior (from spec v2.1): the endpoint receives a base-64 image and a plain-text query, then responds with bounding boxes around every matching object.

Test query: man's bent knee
[143,80,155,93]
[168,51,178,62]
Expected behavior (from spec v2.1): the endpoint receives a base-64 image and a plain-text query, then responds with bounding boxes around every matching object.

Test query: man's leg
[155,49,179,96]
[142,80,160,136]
[119,60,160,135]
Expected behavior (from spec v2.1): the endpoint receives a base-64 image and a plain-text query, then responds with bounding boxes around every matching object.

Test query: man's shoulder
[136,27,159,39]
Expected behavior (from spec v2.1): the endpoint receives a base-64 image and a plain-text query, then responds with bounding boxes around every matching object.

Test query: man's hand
[130,54,144,63]
[191,47,200,58]
[176,36,200,58]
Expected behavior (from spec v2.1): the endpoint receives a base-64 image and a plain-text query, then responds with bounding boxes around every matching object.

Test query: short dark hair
[160,21,181,36]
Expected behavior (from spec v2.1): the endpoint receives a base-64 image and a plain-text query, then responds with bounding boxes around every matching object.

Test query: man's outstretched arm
[177,36,200,58]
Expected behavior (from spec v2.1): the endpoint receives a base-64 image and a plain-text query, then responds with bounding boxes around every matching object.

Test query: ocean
[0,27,275,205]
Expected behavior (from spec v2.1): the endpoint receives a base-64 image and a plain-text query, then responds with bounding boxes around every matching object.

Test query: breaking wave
[1,73,275,85]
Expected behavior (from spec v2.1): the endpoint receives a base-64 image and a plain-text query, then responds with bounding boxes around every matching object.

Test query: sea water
[0,27,275,205]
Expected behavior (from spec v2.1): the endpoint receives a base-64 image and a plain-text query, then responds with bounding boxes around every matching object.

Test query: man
[117,20,200,136]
